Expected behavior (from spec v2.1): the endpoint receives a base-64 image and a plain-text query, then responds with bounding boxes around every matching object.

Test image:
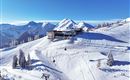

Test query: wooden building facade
[47,28,82,40]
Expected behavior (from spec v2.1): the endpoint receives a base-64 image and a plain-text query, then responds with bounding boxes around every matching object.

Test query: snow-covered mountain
[78,22,94,28]
[54,19,95,31]
[1,18,129,48]
[0,21,56,48]
[54,19,77,31]
[77,22,95,31]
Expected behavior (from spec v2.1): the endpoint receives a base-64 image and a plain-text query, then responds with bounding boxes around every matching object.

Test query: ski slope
[1,35,129,80]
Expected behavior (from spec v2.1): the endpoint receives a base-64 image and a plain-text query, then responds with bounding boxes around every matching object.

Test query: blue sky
[0,0,129,22]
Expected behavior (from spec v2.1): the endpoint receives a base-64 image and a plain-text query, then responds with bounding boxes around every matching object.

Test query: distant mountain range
[0,21,55,48]
[54,18,94,31]
[0,18,129,48]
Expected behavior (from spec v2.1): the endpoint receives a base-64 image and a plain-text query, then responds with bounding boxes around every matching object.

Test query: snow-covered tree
[97,59,101,68]
[20,41,22,44]
[12,55,18,69]
[97,24,102,28]
[106,23,110,27]
[0,73,4,80]
[116,20,121,24]
[16,40,18,45]
[0,70,1,78]
[22,40,25,43]
[10,40,14,47]
[28,37,32,42]
[102,23,107,27]
[19,49,26,68]
[27,54,31,66]
[34,34,39,40]
[10,39,18,47]
[20,40,25,44]
[107,51,114,66]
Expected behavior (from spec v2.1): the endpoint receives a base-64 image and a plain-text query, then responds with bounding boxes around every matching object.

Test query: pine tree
[12,55,18,69]
[106,23,110,27]
[19,49,26,68]
[15,40,18,45]
[22,40,25,43]
[97,59,101,68]
[107,51,114,66]
[102,23,106,27]
[97,24,101,28]
[10,39,17,47]
[0,71,1,78]
[34,35,38,40]
[27,37,30,42]
[20,41,22,44]
[27,54,31,66]
[28,37,32,42]
[20,56,26,68]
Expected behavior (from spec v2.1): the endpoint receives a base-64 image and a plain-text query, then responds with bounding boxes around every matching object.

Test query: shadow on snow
[77,32,126,43]
[113,60,130,66]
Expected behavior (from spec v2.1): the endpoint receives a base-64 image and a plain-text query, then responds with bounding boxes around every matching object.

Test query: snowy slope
[0,37,68,80]
[94,19,130,43]
[1,30,129,80]
[106,23,130,43]
[0,18,130,80]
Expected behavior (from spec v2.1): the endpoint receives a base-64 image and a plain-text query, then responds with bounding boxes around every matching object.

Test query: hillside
[0,18,130,80]
[94,18,130,43]
[0,21,56,48]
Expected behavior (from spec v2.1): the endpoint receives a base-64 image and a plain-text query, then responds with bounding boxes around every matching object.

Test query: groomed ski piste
[0,19,130,80]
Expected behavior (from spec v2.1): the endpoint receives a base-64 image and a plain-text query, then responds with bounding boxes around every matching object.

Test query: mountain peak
[78,22,94,28]
[27,21,43,28]
[78,22,86,26]
[55,19,76,31]
[59,18,76,25]
[42,22,50,26]
[27,21,37,25]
